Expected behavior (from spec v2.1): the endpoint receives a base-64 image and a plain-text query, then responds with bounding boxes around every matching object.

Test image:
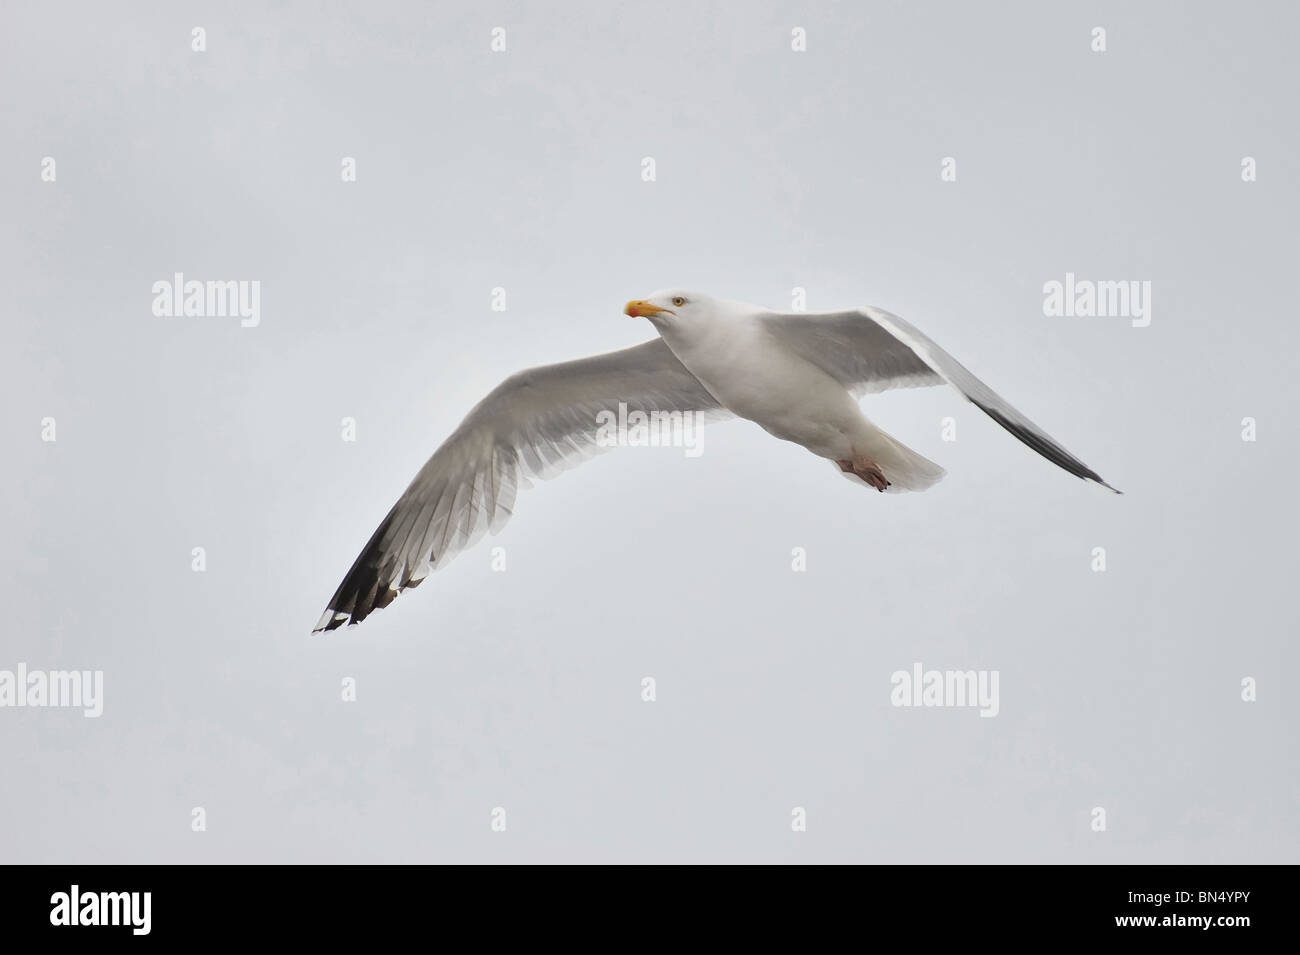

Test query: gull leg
[836,456,891,492]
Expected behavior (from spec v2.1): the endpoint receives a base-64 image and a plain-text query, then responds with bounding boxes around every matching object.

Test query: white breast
[657,309,865,455]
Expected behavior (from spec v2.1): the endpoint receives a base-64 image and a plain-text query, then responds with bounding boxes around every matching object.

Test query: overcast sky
[2,0,1297,862]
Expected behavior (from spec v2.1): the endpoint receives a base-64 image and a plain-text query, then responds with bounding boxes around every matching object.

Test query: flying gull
[314,291,1118,631]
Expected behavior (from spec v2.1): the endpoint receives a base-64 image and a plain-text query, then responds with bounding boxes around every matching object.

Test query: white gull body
[643,293,947,492]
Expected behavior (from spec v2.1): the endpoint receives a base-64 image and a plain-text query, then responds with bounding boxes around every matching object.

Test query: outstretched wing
[315,339,726,631]
[762,307,1119,491]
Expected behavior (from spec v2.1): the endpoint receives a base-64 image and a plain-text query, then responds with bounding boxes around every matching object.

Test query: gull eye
[671,297,686,307]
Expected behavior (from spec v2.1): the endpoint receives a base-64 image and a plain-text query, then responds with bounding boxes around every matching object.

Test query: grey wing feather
[760,311,942,396]
[764,307,1119,492]
[314,339,727,632]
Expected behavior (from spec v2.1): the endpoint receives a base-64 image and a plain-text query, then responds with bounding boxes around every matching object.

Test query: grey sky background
[2,0,1297,862]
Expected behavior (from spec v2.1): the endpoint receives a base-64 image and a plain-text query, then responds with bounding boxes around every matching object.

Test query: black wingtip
[973,400,1119,492]
[311,609,350,634]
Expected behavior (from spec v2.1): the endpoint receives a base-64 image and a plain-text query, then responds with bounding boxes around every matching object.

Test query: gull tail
[834,430,947,493]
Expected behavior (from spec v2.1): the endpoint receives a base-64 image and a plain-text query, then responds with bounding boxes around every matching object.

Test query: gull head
[623,290,716,327]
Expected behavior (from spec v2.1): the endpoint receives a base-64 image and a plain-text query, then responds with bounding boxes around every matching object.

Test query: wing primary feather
[972,401,1119,492]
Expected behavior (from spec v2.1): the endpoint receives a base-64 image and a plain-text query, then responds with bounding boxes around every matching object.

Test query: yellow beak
[625,299,669,318]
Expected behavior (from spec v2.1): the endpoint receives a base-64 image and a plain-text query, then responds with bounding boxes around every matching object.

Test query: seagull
[314,291,1118,631]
